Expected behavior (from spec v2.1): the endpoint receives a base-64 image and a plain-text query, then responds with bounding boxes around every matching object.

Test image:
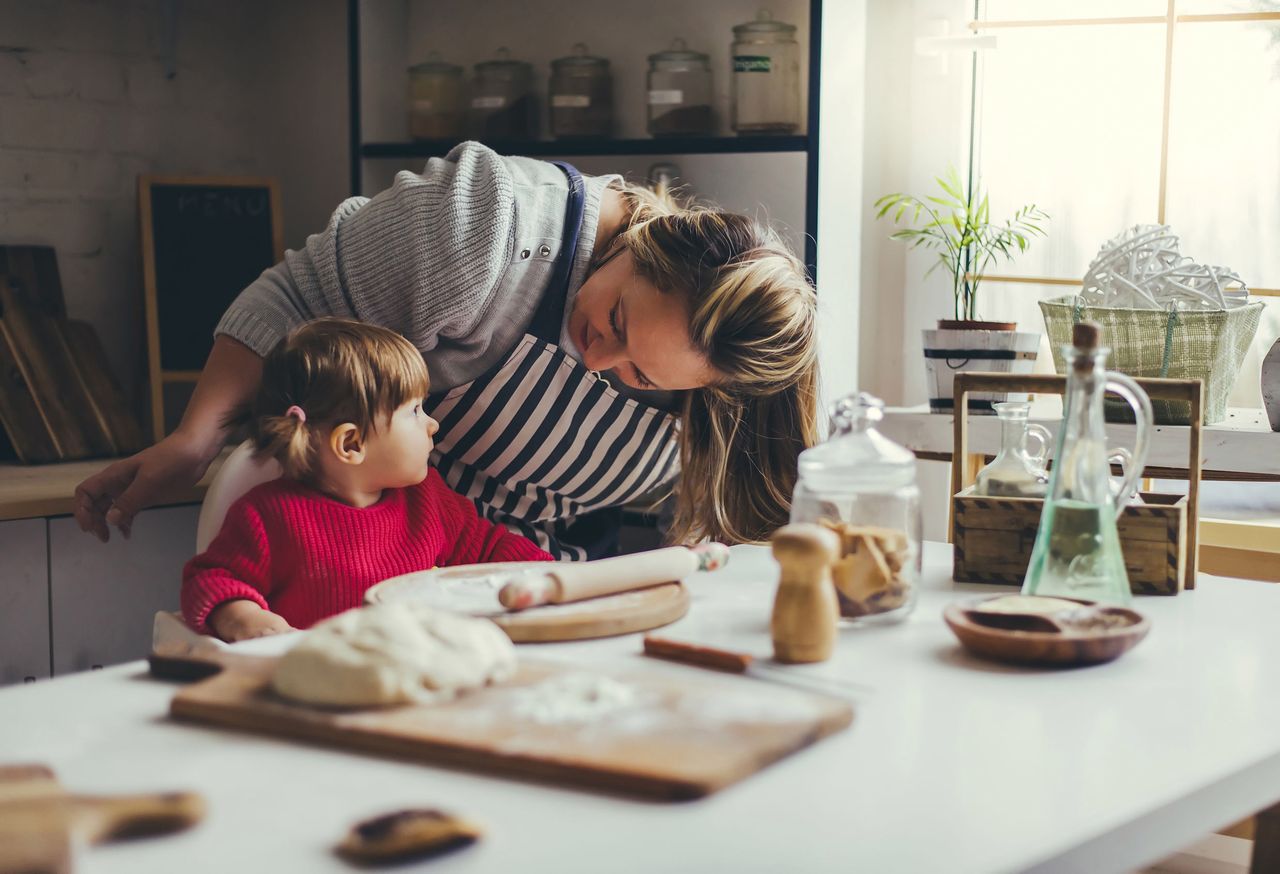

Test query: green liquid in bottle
[1023,498,1132,605]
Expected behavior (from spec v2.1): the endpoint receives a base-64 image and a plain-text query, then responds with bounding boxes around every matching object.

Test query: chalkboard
[139,176,282,440]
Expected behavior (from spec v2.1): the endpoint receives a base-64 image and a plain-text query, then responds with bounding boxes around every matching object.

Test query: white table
[4,543,1280,874]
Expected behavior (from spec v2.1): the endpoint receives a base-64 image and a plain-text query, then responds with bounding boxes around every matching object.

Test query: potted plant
[875,168,1049,413]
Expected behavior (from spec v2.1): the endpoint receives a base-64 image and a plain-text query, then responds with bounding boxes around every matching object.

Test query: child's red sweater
[181,470,553,633]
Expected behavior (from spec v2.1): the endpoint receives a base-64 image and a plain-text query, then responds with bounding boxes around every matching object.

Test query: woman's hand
[209,600,295,643]
[74,432,216,542]
[74,335,265,542]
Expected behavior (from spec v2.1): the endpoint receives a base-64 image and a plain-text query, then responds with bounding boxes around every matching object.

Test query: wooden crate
[949,372,1204,593]
[953,489,1189,594]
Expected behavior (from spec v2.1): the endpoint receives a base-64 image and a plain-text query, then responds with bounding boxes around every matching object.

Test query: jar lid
[553,42,609,69]
[648,37,709,64]
[796,393,916,491]
[733,9,797,35]
[476,47,533,76]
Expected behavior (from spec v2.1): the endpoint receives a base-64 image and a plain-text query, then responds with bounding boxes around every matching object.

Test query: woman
[76,142,819,558]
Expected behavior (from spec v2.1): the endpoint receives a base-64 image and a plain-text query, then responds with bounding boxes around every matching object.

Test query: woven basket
[1040,296,1264,424]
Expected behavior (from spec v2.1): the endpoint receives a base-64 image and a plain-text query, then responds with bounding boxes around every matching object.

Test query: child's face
[362,399,439,489]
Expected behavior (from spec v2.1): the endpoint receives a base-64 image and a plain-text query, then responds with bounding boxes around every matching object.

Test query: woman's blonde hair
[614,182,820,545]
[228,318,430,481]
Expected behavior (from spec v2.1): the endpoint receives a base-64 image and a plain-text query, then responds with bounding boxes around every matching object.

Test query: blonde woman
[76,142,819,558]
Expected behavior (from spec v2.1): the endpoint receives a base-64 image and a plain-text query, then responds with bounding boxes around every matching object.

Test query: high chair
[151,441,282,656]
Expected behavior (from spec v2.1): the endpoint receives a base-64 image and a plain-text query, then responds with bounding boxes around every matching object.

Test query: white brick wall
[0,0,346,419]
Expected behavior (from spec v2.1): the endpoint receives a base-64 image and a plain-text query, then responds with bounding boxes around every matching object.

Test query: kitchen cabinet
[49,505,199,675]
[0,518,51,684]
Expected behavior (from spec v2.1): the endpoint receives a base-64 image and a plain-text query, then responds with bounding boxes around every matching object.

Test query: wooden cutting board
[170,655,853,801]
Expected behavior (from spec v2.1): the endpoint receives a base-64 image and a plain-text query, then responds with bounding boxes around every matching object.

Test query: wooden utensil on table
[642,636,865,699]
[0,764,204,874]
[336,808,482,865]
[770,525,841,664]
[498,543,728,610]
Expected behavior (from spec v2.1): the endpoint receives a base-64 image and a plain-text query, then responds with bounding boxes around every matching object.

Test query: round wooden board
[365,564,690,643]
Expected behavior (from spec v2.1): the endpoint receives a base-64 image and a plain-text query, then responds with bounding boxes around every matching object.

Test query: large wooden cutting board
[170,655,852,801]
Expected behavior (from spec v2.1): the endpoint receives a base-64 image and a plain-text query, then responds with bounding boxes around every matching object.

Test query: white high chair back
[194,440,283,552]
[153,441,283,655]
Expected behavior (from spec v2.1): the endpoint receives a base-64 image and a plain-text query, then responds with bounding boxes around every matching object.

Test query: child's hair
[229,318,430,481]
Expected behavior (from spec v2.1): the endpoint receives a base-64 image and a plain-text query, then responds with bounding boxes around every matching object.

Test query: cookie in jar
[788,392,921,624]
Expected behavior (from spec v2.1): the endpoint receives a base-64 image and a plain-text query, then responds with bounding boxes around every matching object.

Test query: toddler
[182,318,553,642]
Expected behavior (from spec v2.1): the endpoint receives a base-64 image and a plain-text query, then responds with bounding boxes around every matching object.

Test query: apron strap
[527,161,588,342]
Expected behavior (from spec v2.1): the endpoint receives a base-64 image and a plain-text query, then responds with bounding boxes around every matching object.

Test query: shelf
[361,136,810,159]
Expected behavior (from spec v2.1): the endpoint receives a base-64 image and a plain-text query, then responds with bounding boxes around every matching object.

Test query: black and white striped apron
[425,163,680,560]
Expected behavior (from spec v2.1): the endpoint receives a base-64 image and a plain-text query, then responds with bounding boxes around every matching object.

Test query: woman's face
[567,249,717,391]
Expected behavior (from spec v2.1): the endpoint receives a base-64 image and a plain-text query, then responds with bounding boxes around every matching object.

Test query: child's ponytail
[232,319,431,486]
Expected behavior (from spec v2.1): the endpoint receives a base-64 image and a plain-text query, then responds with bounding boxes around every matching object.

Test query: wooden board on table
[0,281,114,460]
[365,565,691,642]
[170,655,853,801]
[0,246,65,316]
[60,319,146,456]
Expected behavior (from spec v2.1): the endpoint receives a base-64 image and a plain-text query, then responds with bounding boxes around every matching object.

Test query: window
[970,0,1280,409]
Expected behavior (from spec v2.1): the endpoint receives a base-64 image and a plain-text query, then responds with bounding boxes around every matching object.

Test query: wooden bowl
[943,596,1150,667]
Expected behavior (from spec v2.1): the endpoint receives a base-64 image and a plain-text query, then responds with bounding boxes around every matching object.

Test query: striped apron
[425,163,680,560]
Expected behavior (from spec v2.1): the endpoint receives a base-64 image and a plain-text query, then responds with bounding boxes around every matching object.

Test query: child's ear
[327,423,366,466]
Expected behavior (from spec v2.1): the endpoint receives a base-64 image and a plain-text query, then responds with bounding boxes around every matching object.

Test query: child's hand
[209,600,295,642]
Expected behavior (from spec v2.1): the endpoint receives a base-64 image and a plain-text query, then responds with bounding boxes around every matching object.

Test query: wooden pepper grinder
[770,524,841,663]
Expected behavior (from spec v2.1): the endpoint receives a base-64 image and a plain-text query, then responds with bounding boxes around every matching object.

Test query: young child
[182,318,553,642]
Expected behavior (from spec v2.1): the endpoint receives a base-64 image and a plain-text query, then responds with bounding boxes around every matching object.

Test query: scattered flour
[508,673,641,725]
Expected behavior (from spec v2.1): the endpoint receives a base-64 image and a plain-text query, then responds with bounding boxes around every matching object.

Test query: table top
[4,542,1280,874]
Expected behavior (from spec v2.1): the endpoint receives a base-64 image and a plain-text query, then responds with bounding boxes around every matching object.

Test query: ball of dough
[271,604,516,708]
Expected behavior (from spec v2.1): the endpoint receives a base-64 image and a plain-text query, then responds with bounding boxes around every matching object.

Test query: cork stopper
[1072,321,1101,350]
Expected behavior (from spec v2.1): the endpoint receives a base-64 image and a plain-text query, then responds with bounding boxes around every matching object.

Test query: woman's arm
[73,335,264,541]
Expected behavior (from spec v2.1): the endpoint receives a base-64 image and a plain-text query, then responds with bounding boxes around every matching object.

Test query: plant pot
[922,319,1040,414]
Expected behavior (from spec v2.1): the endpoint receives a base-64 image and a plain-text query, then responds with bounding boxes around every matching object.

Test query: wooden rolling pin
[0,764,204,874]
[498,543,729,610]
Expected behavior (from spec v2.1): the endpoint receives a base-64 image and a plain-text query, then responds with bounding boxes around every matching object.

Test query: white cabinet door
[0,518,50,685]
[49,505,199,674]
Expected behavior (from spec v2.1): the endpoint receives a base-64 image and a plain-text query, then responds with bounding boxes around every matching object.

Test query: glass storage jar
[549,43,613,139]
[468,48,538,140]
[646,39,714,137]
[407,53,465,140]
[789,393,921,624]
[731,10,801,135]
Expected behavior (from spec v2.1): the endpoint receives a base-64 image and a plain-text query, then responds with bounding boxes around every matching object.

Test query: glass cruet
[974,402,1052,498]
[790,392,921,624]
[1022,322,1152,606]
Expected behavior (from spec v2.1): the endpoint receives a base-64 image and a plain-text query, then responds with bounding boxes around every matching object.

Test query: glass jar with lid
[468,47,538,140]
[789,393,921,624]
[646,39,714,137]
[731,9,801,135]
[407,52,465,140]
[549,43,613,139]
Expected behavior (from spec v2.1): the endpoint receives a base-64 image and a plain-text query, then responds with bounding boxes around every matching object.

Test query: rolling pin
[498,543,729,610]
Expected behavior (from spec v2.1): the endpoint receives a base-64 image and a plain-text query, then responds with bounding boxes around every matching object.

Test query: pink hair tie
[285,405,307,423]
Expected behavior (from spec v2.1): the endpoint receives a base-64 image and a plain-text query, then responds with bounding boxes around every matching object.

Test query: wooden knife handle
[70,792,205,844]
[642,636,754,673]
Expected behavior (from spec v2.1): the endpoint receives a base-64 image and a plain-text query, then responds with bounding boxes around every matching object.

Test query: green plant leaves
[873,166,1050,320]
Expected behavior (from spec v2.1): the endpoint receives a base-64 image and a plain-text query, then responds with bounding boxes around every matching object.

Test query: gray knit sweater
[216,142,618,391]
